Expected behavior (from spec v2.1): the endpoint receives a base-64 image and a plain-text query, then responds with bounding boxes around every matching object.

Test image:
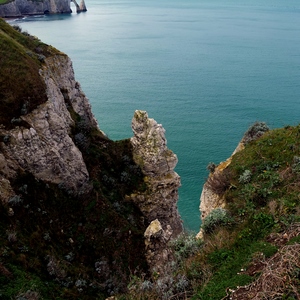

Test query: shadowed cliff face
[0,20,182,299]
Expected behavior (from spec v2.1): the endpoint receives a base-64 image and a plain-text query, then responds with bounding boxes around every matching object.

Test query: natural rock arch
[70,0,87,13]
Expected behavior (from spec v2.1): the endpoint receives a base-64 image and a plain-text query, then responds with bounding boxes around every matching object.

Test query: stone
[198,141,245,238]
[0,55,99,194]
[144,219,173,277]
[0,0,72,18]
[130,110,183,237]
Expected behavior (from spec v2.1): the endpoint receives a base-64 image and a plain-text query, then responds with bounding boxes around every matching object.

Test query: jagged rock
[197,142,244,239]
[79,0,87,12]
[198,122,269,238]
[129,110,183,237]
[144,219,173,276]
[200,142,244,217]
[0,55,98,194]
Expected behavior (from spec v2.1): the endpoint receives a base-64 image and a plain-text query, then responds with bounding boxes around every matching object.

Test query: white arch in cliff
[70,0,87,13]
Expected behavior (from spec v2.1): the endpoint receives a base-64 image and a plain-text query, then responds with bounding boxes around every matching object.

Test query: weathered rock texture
[197,142,244,239]
[0,22,185,296]
[0,54,98,199]
[130,110,183,237]
[198,122,270,238]
[0,0,86,18]
[71,0,86,13]
[129,110,182,275]
[144,219,173,275]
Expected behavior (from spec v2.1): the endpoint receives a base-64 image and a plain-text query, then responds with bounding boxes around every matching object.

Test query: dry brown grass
[206,170,231,196]
[203,227,237,253]
[230,224,300,300]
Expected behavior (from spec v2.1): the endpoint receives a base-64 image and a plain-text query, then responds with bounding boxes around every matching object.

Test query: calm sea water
[11,0,300,231]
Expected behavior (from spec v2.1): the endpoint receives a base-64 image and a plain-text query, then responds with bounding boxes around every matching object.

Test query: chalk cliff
[0,55,97,197]
[0,20,182,298]
[198,122,270,238]
[0,0,86,18]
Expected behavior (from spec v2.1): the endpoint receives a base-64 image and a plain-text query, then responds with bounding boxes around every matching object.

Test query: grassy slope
[185,125,300,299]
[0,18,57,128]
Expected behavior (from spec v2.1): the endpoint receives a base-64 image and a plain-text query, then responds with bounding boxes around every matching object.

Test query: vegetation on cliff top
[181,124,300,299]
[0,18,61,128]
[122,123,300,299]
[0,0,12,5]
[103,129,300,299]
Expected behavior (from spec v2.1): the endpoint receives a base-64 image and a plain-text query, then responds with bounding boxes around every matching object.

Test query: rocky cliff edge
[0,21,183,298]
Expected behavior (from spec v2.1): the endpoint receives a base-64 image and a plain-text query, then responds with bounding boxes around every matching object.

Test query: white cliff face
[0,55,98,195]
[0,0,72,17]
[40,55,99,130]
[130,110,183,237]
[197,142,245,239]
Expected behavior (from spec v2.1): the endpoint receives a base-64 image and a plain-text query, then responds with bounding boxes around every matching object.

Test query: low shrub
[170,232,203,263]
[238,169,252,184]
[206,162,216,173]
[202,208,233,233]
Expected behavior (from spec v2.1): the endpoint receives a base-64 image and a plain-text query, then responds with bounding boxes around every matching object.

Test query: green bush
[170,232,203,262]
[292,156,300,173]
[238,169,252,184]
[202,208,232,233]
[206,169,231,196]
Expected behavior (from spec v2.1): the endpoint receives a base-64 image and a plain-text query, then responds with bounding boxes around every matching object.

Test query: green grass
[0,0,12,4]
[181,124,300,299]
[0,19,62,128]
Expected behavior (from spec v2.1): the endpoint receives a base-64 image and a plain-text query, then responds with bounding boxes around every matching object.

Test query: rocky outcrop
[0,54,98,197]
[196,142,244,239]
[199,142,244,221]
[71,0,86,13]
[129,110,183,237]
[144,219,173,276]
[0,0,75,18]
[198,122,270,238]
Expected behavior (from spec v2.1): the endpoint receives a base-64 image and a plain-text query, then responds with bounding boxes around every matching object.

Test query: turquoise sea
[11,0,300,231]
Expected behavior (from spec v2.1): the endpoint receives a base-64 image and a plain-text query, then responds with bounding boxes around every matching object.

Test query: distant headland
[0,0,86,18]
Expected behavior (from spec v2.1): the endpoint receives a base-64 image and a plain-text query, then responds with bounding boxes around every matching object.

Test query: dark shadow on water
[13,13,75,24]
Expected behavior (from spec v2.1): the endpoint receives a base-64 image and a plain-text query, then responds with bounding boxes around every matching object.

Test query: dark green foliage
[0,139,148,298]
[0,19,61,128]
[197,241,277,300]
[0,25,148,295]
[170,232,203,263]
[201,208,233,233]
[238,169,252,184]
[186,124,300,299]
